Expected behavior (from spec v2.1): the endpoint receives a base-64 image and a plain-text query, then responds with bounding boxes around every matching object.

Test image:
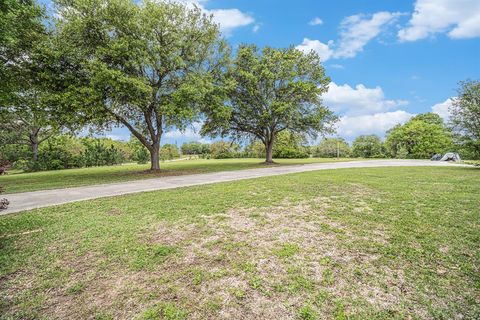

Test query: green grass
[0,166,479,319]
[0,157,356,194]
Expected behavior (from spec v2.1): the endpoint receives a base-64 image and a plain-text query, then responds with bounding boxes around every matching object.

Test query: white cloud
[336,110,414,139]
[297,12,400,61]
[175,0,254,35]
[398,0,480,41]
[296,38,334,62]
[322,82,409,116]
[334,11,402,58]
[431,97,455,121]
[252,24,260,33]
[309,17,323,26]
[209,8,254,34]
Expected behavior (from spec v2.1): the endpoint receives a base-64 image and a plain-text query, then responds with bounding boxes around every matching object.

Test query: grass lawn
[0,158,356,194]
[0,166,479,319]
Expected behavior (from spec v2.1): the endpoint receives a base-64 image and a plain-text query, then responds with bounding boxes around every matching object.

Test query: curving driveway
[1,160,470,215]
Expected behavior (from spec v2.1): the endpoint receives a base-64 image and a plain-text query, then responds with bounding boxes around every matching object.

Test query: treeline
[0,110,474,172]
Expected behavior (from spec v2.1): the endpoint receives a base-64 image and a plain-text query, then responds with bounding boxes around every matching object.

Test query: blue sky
[43,0,480,144]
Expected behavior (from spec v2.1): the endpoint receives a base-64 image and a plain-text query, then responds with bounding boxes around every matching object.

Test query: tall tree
[0,0,63,167]
[385,113,453,159]
[55,0,229,170]
[450,80,480,159]
[203,45,336,163]
[351,135,384,158]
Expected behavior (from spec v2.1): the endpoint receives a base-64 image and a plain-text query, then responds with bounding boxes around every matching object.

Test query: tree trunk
[29,130,39,163]
[149,143,161,171]
[32,141,39,162]
[265,140,274,164]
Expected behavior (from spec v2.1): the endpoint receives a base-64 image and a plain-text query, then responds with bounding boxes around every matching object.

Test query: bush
[313,138,351,158]
[352,135,385,158]
[210,141,240,159]
[272,131,310,159]
[160,144,180,161]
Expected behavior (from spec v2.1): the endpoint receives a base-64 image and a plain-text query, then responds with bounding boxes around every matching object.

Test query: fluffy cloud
[336,111,414,139]
[176,0,254,35]
[335,11,402,58]
[296,38,334,61]
[209,8,254,34]
[322,82,408,116]
[297,12,400,61]
[309,17,323,26]
[398,0,480,41]
[431,97,455,121]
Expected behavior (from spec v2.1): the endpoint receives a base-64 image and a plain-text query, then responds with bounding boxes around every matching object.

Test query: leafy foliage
[450,80,480,159]
[272,131,310,159]
[55,0,229,170]
[352,135,385,158]
[385,113,453,159]
[313,138,351,158]
[202,44,336,163]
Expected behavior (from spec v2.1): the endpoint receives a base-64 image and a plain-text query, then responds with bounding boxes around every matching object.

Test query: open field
[0,158,356,194]
[1,166,479,319]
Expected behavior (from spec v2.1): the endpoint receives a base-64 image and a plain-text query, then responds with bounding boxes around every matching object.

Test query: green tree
[313,138,351,158]
[0,0,64,169]
[202,45,336,164]
[210,141,239,159]
[160,144,180,161]
[244,140,265,158]
[272,131,310,159]
[352,135,384,158]
[450,80,480,159]
[55,0,229,170]
[385,113,453,158]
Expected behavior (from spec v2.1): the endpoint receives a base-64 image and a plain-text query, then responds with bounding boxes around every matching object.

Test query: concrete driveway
[1,160,470,215]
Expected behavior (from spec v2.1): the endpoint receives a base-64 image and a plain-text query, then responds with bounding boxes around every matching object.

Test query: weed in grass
[274,243,300,258]
[298,304,318,320]
[142,303,188,320]
[66,282,85,295]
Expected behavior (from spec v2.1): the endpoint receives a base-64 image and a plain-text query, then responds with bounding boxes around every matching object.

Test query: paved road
[1,160,470,215]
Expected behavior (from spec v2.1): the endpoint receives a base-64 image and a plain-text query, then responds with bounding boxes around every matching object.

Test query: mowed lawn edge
[0,166,478,319]
[0,158,359,194]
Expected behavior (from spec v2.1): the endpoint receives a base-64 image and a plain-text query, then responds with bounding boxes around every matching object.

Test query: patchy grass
[0,166,479,319]
[0,158,356,194]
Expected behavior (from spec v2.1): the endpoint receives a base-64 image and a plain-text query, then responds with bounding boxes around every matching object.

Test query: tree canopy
[54,0,229,170]
[385,113,452,159]
[450,80,480,159]
[202,44,336,163]
[0,0,68,169]
[351,135,384,158]
[313,138,351,158]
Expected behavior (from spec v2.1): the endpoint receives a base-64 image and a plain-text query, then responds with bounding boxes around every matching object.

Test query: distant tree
[181,142,208,156]
[160,144,180,161]
[385,113,453,158]
[313,138,351,158]
[244,140,265,158]
[272,131,310,159]
[210,141,240,159]
[55,0,229,170]
[450,80,480,159]
[202,45,336,164]
[352,135,384,158]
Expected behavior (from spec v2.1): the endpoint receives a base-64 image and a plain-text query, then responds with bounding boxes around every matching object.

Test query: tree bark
[29,130,39,163]
[149,143,161,171]
[265,140,274,164]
